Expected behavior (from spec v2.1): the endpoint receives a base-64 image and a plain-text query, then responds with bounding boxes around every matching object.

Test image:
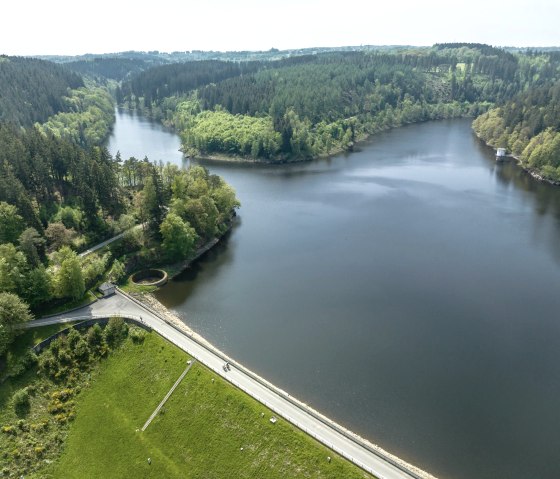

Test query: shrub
[86,323,105,351]
[73,339,90,363]
[1,425,16,435]
[129,326,146,344]
[104,317,128,348]
[34,446,45,456]
[38,350,57,378]
[66,328,81,350]
[13,388,30,416]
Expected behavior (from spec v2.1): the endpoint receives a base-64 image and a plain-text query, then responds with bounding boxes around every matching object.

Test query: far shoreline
[472,130,560,187]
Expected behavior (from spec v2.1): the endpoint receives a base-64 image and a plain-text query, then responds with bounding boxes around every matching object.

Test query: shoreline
[155,215,235,281]
[127,215,436,478]
[132,290,437,479]
[189,140,354,165]
[473,130,560,187]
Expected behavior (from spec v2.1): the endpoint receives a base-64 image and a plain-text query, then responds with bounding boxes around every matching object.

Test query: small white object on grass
[148,458,151,465]
[270,417,277,424]
[327,456,331,463]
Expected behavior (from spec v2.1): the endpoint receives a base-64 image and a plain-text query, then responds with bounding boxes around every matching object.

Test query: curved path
[25,290,428,479]
[79,224,144,258]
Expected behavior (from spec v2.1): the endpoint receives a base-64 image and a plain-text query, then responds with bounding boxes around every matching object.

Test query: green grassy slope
[45,332,372,479]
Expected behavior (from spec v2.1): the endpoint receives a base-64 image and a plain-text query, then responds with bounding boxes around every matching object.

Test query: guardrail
[31,314,151,353]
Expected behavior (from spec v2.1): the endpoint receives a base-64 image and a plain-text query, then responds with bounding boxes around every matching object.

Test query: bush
[5,349,36,379]
[129,326,146,344]
[104,317,128,348]
[73,339,90,363]
[13,388,30,416]
[86,323,103,347]
[38,350,57,378]
[66,328,81,350]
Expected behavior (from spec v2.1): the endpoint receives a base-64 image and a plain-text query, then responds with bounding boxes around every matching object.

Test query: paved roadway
[79,225,143,258]
[26,291,422,479]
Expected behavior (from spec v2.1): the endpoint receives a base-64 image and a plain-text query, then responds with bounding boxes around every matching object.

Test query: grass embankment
[45,332,372,479]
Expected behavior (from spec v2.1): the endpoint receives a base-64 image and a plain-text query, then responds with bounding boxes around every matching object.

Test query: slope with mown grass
[45,332,373,479]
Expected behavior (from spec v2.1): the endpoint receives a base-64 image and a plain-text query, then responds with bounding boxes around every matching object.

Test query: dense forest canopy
[0,124,123,235]
[36,87,115,148]
[64,57,155,81]
[0,56,84,127]
[473,76,560,180]
[0,121,239,319]
[117,44,558,161]
[118,60,265,105]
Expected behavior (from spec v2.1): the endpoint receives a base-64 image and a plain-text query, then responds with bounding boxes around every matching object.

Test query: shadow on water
[154,226,236,308]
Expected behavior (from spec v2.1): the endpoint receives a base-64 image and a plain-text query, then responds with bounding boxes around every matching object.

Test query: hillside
[1,324,372,479]
[0,56,83,127]
[473,54,560,181]
[117,44,558,162]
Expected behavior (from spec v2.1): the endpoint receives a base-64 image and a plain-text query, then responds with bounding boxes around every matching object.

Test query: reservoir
[108,110,560,479]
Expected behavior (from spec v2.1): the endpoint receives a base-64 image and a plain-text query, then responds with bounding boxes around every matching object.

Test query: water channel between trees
[108,109,560,479]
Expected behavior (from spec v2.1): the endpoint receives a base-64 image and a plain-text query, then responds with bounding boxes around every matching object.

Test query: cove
[108,111,560,479]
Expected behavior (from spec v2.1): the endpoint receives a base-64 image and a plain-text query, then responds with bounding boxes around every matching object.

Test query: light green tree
[160,212,197,260]
[108,259,126,283]
[0,202,25,244]
[56,251,85,300]
[0,243,28,293]
[0,292,32,356]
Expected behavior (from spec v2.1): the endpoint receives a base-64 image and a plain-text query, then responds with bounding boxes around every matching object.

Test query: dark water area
[109,114,560,479]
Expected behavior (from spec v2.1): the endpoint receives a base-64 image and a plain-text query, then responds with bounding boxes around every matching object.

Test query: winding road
[25,290,428,479]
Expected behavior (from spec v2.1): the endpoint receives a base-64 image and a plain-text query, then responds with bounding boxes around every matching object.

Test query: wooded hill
[0,56,83,127]
[118,44,559,163]
[473,52,560,181]
[0,124,123,236]
[63,57,155,81]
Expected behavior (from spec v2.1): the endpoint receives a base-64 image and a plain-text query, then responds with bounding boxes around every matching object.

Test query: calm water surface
[109,113,560,479]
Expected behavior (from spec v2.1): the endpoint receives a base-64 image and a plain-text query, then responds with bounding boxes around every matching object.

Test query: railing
[31,314,151,353]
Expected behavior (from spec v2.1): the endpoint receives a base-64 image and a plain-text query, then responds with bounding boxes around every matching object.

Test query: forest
[1,42,560,355]
[0,56,83,127]
[473,57,560,181]
[0,55,239,357]
[36,87,115,148]
[0,120,239,356]
[118,44,559,165]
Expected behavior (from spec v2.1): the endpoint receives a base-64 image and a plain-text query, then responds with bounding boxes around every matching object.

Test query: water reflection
[109,114,560,479]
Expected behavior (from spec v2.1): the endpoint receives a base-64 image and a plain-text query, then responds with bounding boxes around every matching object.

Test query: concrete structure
[23,290,434,479]
[98,282,116,297]
[496,147,507,160]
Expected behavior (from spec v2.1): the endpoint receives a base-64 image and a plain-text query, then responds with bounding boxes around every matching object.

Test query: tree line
[473,73,560,181]
[116,45,560,162]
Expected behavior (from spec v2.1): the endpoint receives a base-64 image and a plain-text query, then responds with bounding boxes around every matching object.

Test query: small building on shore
[99,282,116,297]
[496,148,507,160]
